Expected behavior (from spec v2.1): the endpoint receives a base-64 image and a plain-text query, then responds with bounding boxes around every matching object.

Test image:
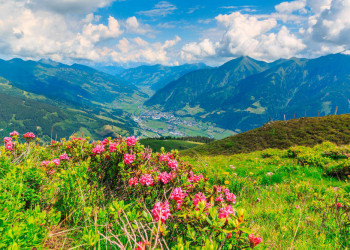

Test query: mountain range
[0,53,349,140]
[146,54,350,132]
[117,63,209,94]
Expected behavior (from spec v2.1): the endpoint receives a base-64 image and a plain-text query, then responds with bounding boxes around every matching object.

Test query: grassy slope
[0,92,133,140]
[183,114,350,156]
[184,142,350,249]
[139,138,202,152]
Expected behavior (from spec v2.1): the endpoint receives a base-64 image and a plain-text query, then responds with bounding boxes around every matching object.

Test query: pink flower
[152,201,171,223]
[188,171,204,183]
[160,153,170,162]
[4,137,12,143]
[124,153,135,164]
[224,189,236,204]
[215,195,225,203]
[218,205,234,219]
[336,203,342,208]
[142,152,150,160]
[23,132,35,139]
[168,159,178,170]
[10,131,19,137]
[170,187,187,210]
[193,192,206,207]
[109,143,118,153]
[158,171,172,184]
[5,142,14,151]
[47,169,56,175]
[52,159,60,166]
[126,136,137,146]
[217,186,223,193]
[140,174,154,186]
[92,144,105,155]
[101,138,109,145]
[257,198,261,202]
[41,160,50,166]
[60,153,70,161]
[128,177,138,186]
[249,234,262,248]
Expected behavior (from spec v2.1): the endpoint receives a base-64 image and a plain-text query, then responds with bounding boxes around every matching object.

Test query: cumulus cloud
[110,36,181,64]
[0,0,177,64]
[181,12,305,62]
[308,0,350,45]
[137,1,177,17]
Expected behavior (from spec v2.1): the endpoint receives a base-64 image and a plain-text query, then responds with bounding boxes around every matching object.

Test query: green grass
[183,142,350,249]
[183,114,350,156]
[140,138,202,152]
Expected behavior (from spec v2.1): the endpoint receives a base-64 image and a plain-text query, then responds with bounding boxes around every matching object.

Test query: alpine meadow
[0,0,350,249]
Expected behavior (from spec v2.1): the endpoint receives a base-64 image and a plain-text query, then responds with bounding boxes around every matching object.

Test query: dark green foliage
[183,114,350,156]
[0,92,134,140]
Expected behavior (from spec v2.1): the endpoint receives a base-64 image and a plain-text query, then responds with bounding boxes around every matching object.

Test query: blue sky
[0,0,349,67]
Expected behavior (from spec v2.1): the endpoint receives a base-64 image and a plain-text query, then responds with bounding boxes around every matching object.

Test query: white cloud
[110,36,181,64]
[0,0,177,64]
[275,0,306,13]
[125,16,150,35]
[308,0,350,45]
[137,1,177,17]
[181,12,305,62]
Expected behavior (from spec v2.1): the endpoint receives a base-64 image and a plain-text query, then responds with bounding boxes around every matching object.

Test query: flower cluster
[248,234,262,248]
[109,143,118,153]
[9,131,19,137]
[124,153,135,164]
[188,171,204,183]
[128,177,138,186]
[92,144,105,155]
[193,192,207,207]
[168,159,178,170]
[158,171,173,184]
[139,174,154,186]
[152,201,171,223]
[23,132,35,139]
[170,187,187,209]
[218,205,234,219]
[126,136,138,146]
[60,153,70,161]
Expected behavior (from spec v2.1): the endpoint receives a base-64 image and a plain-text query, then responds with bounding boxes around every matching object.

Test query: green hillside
[0,92,134,140]
[146,54,350,132]
[139,138,203,152]
[183,114,350,156]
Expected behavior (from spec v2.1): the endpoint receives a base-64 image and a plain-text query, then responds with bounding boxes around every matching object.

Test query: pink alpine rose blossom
[129,177,138,186]
[139,174,154,186]
[188,171,204,183]
[193,192,206,207]
[218,205,234,219]
[5,142,14,151]
[92,144,105,155]
[158,171,172,184]
[23,132,35,139]
[168,159,178,170]
[10,131,19,137]
[124,153,135,164]
[41,160,50,166]
[215,195,225,203]
[170,187,187,210]
[52,159,60,166]
[60,153,70,161]
[248,234,262,248]
[4,137,12,143]
[126,136,137,146]
[152,201,171,223]
[109,143,118,153]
